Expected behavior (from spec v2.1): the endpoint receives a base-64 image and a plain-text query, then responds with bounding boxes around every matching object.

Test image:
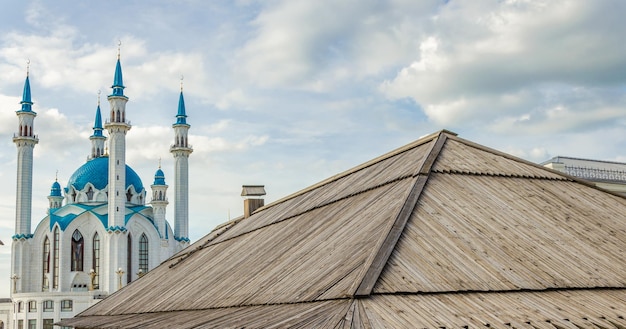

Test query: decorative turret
[47,178,64,213]
[150,162,169,238]
[89,91,107,159]
[170,78,192,244]
[13,63,39,238]
[105,44,131,229]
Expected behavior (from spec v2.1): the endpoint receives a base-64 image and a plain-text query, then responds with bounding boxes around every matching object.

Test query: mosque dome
[66,156,144,192]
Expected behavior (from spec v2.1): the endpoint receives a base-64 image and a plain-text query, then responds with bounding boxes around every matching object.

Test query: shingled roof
[61,130,626,328]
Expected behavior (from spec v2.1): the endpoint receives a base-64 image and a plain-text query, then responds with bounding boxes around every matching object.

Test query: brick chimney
[241,185,266,218]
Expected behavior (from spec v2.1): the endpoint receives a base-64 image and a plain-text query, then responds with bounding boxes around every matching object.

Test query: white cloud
[381,0,626,133]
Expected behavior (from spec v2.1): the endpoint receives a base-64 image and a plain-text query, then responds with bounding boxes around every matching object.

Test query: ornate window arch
[53,226,60,289]
[139,234,149,274]
[42,237,50,291]
[71,230,84,271]
[92,233,100,289]
[127,234,132,283]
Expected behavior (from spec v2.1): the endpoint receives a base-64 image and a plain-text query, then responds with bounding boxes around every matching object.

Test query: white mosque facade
[8,54,192,328]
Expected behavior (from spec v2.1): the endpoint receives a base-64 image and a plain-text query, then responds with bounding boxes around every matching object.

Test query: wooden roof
[60,130,626,328]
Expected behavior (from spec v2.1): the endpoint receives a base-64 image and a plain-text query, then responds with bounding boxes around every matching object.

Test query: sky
[1,0,625,297]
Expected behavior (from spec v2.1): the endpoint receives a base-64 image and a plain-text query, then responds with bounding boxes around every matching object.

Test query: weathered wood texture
[434,137,569,179]
[64,299,352,328]
[62,130,626,328]
[211,139,434,243]
[374,175,626,293]
[79,180,412,315]
[360,289,626,329]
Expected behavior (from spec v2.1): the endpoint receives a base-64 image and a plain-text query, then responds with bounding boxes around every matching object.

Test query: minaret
[170,79,192,243]
[89,91,107,159]
[13,64,39,238]
[12,64,38,296]
[150,162,169,240]
[105,46,131,229]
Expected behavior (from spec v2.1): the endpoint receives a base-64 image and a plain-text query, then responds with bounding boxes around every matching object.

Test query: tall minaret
[13,65,39,238]
[170,79,192,243]
[12,64,38,295]
[105,46,131,229]
[150,162,169,241]
[89,91,107,159]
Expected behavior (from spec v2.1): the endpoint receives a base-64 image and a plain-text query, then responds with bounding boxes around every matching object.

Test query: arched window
[42,237,50,291]
[116,110,121,122]
[127,234,132,283]
[53,227,59,289]
[139,234,148,274]
[86,186,94,201]
[71,230,84,271]
[126,189,132,202]
[92,233,100,289]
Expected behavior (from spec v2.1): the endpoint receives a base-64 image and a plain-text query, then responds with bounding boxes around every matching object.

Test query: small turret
[150,162,169,239]
[47,179,64,213]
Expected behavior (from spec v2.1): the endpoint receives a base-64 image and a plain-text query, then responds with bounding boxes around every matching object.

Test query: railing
[563,165,626,183]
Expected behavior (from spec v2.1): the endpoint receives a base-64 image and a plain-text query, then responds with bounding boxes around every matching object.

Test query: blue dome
[66,157,144,192]
[50,181,62,197]
[153,168,166,185]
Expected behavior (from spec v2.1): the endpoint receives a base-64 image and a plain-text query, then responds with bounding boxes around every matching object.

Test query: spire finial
[180,75,184,92]
[26,59,30,76]
[97,90,101,106]
[158,157,162,169]
[117,40,121,59]
[55,170,58,182]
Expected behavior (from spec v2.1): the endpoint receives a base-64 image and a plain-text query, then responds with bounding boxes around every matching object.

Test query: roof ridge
[252,131,447,215]
[354,131,451,296]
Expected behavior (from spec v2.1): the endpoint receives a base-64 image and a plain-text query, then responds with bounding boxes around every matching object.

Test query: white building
[7,52,193,329]
[542,156,626,196]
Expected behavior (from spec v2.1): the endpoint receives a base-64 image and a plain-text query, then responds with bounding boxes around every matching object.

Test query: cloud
[236,0,439,89]
[381,0,626,133]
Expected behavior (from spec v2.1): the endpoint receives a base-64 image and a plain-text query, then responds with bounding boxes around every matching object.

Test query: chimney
[241,185,266,218]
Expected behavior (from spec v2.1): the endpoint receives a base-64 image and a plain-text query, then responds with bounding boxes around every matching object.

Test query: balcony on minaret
[12,132,39,145]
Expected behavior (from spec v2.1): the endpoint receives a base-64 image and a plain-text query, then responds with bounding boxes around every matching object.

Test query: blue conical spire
[111,58,125,97]
[175,91,187,125]
[92,104,104,137]
[20,75,33,112]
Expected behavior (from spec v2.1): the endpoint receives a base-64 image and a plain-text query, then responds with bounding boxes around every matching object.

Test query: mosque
[7,50,192,328]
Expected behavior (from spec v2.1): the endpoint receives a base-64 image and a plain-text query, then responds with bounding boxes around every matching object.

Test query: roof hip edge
[353,132,449,296]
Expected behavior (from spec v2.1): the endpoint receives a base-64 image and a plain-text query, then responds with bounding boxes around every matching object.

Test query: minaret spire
[170,77,192,247]
[112,41,125,97]
[20,60,33,112]
[89,91,107,159]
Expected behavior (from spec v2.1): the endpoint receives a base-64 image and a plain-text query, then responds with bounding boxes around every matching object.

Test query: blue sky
[1,0,626,297]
